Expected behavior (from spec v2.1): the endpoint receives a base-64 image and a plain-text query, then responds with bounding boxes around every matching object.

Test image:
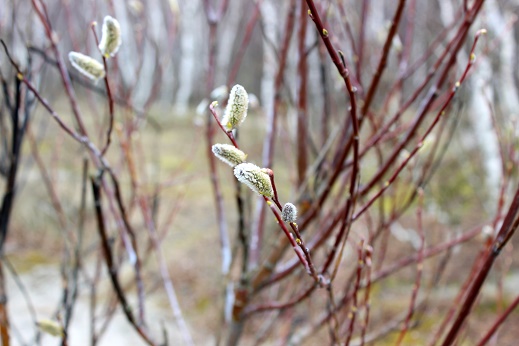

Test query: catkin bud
[234,163,273,197]
[221,84,248,131]
[479,225,494,243]
[212,144,247,167]
[68,52,105,81]
[281,203,298,223]
[36,319,64,337]
[98,16,122,58]
[210,85,229,100]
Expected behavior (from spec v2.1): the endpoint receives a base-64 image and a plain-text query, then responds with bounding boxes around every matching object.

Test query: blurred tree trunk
[248,0,282,271]
[259,0,279,117]
[486,1,519,114]
[176,0,203,114]
[216,0,245,86]
[468,53,501,210]
[483,1,518,204]
[468,1,517,209]
[437,0,519,211]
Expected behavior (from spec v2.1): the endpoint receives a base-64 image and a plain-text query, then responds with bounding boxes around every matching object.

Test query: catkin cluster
[211,85,280,199]
[211,85,299,225]
[68,16,121,81]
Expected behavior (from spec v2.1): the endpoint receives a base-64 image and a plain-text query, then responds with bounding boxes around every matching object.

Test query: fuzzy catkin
[36,319,64,337]
[281,203,298,223]
[99,16,122,58]
[234,163,273,198]
[221,84,248,131]
[212,144,247,167]
[68,52,105,81]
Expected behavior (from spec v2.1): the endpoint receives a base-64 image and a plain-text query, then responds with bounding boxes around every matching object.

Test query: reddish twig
[209,102,239,149]
[249,0,297,270]
[264,197,311,276]
[305,0,361,287]
[355,0,370,83]
[226,1,262,86]
[296,1,309,188]
[31,0,90,139]
[441,184,519,345]
[396,188,425,345]
[359,245,373,346]
[354,29,486,220]
[344,240,365,346]
[242,284,316,317]
[90,22,116,156]
[357,1,485,200]
[361,0,407,116]
[476,292,519,346]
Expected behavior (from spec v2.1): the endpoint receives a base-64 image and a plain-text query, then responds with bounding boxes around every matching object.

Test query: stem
[264,198,311,275]
[441,184,519,345]
[296,1,309,188]
[90,176,156,346]
[361,0,407,116]
[476,293,519,346]
[209,103,239,149]
[0,262,9,346]
[344,240,365,346]
[90,23,116,156]
[396,189,425,345]
[137,196,194,346]
[355,29,486,220]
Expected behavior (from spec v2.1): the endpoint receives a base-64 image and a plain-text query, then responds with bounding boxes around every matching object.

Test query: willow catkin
[36,319,64,337]
[68,52,105,81]
[281,203,298,223]
[212,144,247,167]
[234,163,273,198]
[98,16,122,58]
[221,84,248,131]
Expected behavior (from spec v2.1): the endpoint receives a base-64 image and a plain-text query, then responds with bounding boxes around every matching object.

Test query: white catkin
[36,319,64,337]
[212,144,247,167]
[221,84,248,131]
[68,52,105,81]
[281,203,297,223]
[234,163,273,197]
[99,16,122,58]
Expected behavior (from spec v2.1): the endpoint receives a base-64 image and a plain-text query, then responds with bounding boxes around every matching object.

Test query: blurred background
[1,0,519,345]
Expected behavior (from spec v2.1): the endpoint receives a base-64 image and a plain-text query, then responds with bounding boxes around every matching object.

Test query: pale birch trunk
[215,0,245,86]
[175,0,203,115]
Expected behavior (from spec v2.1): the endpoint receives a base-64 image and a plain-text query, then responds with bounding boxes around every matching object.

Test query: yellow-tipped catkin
[281,203,298,223]
[234,163,273,198]
[36,319,64,337]
[68,52,105,81]
[99,16,122,58]
[221,84,248,131]
[212,144,247,167]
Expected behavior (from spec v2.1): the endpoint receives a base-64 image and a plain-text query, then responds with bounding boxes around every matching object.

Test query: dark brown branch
[90,176,156,346]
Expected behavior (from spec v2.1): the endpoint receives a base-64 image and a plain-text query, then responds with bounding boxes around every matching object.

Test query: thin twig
[90,23,116,156]
[90,176,157,346]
